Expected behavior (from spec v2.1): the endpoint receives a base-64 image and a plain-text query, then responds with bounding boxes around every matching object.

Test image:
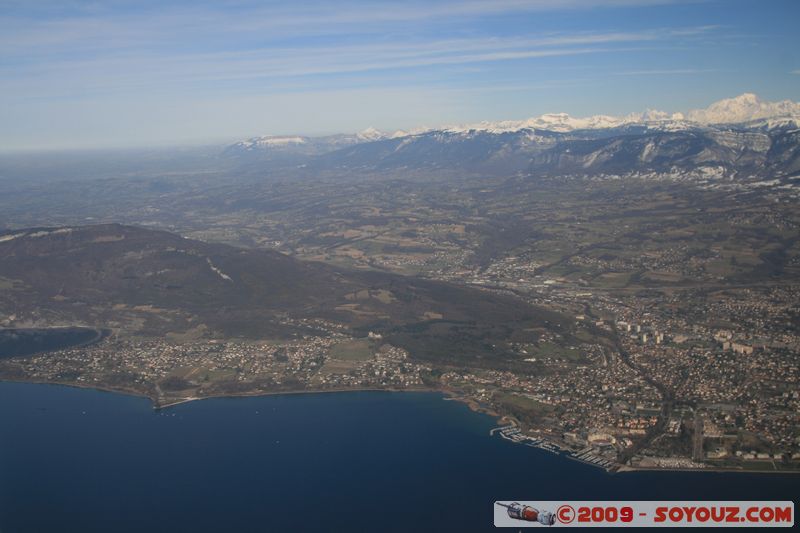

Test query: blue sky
[1,0,798,150]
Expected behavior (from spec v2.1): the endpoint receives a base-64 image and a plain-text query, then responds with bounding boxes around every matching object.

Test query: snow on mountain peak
[356,127,387,141]
[440,113,628,134]
[429,93,799,136]
[239,135,307,148]
[226,135,309,152]
[260,136,307,145]
[231,93,799,153]
[685,93,800,125]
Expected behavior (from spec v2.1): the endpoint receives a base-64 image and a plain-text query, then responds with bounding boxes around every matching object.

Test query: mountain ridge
[229,93,800,151]
[223,94,800,181]
[0,223,572,366]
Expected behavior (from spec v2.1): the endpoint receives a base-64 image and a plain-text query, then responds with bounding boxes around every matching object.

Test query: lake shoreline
[4,379,797,533]
[0,375,440,409]
[0,326,107,360]
[2,376,797,476]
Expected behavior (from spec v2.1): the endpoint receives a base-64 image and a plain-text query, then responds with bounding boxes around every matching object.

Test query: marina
[492,426,616,471]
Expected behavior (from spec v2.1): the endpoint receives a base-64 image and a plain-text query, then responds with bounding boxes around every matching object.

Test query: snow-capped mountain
[685,93,800,125]
[433,93,799,135]
[307,94,800,179]
[439,113,628,134]
[228,93,799,155]
[355,127,389,142]
[225,94,800,180]
[234,136,308,150]
[225,128,392,158]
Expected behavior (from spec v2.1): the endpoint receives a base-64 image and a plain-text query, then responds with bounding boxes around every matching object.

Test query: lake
[0,382,797,532]
[0,328,103,359]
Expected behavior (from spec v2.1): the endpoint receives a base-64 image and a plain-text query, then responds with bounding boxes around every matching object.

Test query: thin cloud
[0,1,703,57]
[616,68,719,75]
[1,26,716,100]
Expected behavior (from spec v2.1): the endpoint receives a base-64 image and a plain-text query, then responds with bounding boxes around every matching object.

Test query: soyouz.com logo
[494,501,794,527]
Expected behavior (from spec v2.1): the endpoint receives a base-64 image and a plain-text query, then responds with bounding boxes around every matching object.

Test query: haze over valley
[1,90,798,472]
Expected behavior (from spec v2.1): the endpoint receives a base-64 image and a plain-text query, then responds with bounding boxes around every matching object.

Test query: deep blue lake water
[0,381,797,532]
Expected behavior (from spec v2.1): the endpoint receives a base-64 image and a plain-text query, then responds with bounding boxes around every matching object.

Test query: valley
[1,94,799,472]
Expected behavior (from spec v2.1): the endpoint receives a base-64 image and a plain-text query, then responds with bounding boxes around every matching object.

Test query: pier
[492,427,617,471]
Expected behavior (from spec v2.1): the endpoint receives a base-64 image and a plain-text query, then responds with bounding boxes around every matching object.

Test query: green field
[329,339,374,361]
[535,341,584,361]
[494,392,555,418]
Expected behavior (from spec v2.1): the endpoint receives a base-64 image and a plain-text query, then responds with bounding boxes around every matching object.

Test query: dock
[491,427,617,471]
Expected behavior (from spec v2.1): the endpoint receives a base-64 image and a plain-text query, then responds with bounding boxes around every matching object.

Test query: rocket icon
[496,502,556,526]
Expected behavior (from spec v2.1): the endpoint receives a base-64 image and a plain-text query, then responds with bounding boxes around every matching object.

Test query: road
[610,323,675,465]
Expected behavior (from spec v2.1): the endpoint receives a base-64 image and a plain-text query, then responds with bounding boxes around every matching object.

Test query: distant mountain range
[224,127,396,159]
[225,94,800,180]
[432,93,800,134]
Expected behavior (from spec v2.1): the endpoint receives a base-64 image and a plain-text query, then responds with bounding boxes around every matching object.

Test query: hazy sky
[1,0,799,150]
